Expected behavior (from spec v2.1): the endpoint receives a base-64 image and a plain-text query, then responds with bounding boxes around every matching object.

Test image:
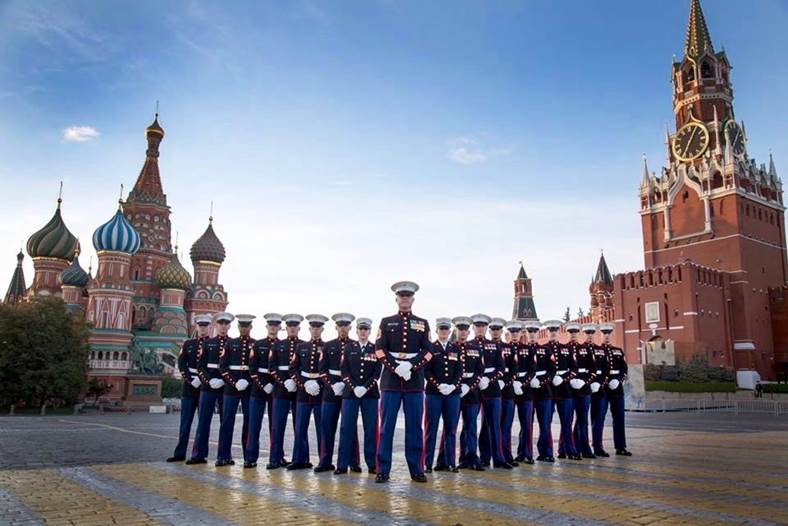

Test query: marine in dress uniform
[589,324,611,457]
[514,321,541,464]
[571,323,598,459]
[499,320,521,466]
[423,318,463,473]
[288,314,328,470]
[268,313,304,469]
[601,324,631,456]
[374,281,432,483]
[474,314,511,469]
[216,314,256,466]
[534,320,559,462]
[244,313,281,468]
[315,313,359,473]
[554,322,581,461]
[451,316,484,471]
[187,312,233,465]
[335,317,382,474]
[167,314,213,462]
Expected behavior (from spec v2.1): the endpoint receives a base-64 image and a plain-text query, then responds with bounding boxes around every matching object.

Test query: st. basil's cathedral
[3,116,230,402]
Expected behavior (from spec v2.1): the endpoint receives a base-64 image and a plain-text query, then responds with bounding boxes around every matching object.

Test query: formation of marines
[168,281,631,482]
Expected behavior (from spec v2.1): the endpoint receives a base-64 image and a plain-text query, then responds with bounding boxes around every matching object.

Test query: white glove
[284,379,297,392]
[498,380,505,390]
[401,369,412,381]
[190,377,202,389]
[354,386,368,398]
[479,377,490,390]
[552,375,563,387]
[394,362,410,378]
[590,382,601,393]
[235,379,249,391]
[460,384,470,397]
[570,378,584,390]
[263,383,274,394]
[609,379,620,390]
[332,382,345,396]
[513,381,523,396]
[209,378,225,389]
[305,380,320,396]
[443,384,456,395]
[530,377,540,389]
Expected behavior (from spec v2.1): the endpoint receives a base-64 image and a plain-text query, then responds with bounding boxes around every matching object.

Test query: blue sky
[1,0,787,336]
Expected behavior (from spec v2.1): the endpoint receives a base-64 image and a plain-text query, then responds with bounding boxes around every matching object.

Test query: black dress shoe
[536,455,545,462]
[424,467,432,473]
[493,462,513,470]
[570,455,582,461]
[215,459,229,467]
[305,462,313,469]
[185,458,207,465]
[582,453,597,459]
[286,463,308,470]
[281,459,292,467]
[266,462,281,470]
[557,453,567,459]
[471,464,485,471]
[449,467,459,473]
[334,468,348,475]
[313,464,334,473]
[545,456,555,463]
[433,465,448,472]
[595,450,610,458]
[524,457,535,465]
[616,449,632,456]
[350,466,362,473]
[509,460,519,467]
[411,473,428,483]
[514,455,524,462]
[457,463,468,469]
[480,462,490,468]
[368,467,376,475]
[166,456,185,463]
[243,461,257,469]
[375,473,389,483]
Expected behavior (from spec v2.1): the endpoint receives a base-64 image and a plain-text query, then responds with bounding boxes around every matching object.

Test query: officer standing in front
[533,320,559,462]
[514,321,541,464]
[167,313,213,463]
[315,313,359,473]
[288,314,327,470]
[244,313,281,468]
[554,322,581,461]
[572,323,598,459]
[216,314,256,466]
[374,281,432,483]
[450,316,484,471]
[187,312,233,465]
[423,317,463,473]
[499,320,521,466]
[474,314,511,469]
[268,313,304,469]
[601,323,631,456]
[336,317,381,475]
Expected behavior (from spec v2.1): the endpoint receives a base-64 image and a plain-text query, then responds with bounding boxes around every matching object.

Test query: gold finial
[57,180,63,208]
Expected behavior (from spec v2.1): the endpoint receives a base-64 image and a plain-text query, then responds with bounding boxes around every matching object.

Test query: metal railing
[641,398,788,416]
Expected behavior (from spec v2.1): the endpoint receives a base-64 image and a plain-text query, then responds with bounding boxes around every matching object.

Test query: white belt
[277,365,290,371]
[329,369,341,376]
[391,352,417,359]
[516,372,527,378]
[504,368,509,373]
[557,370,567,375]
[207,363,219,369]
[578,368,588,373]
[188,368,198,374]
[609,369,620,375]
[535,370,546,377]
[483,367,495,373]
[462,372,475,378]
[596,370,602,374]
[257,367,269,373]
[301,372,320,379]
[229,365,248,371]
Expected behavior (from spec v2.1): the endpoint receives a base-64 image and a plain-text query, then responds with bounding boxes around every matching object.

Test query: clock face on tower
[672,122,710,162]
[725,120,746,156]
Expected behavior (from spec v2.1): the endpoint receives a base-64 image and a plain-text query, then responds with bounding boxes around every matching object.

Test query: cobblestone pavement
[0,412,786,525]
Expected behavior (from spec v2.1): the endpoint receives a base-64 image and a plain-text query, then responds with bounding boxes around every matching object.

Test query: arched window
[98,351,104,360]
[133,268,140,280]
[684,66,695,83]
[113,351,119,360]
[701,61,713,78]
[711,172,723,190]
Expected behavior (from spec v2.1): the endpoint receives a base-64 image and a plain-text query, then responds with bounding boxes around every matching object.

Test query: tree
[85,378,112,405]
[160,376,182,398]
[577,307,585,318]
[0,297,90,409]
[563,307,571,322]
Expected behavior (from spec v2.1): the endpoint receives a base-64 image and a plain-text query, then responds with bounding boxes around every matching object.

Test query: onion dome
[92,204,141,254]
[59,247,89,287]
[146,113,165,137]
[155,251,192,290]
[4,250,27,304]
[190,217,225,263]
[27,198,79,261]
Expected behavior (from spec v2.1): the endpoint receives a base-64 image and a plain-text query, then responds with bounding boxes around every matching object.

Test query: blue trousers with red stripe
[218,393,250,461]
[172,392,199,459]
[191,389,223,461]
[555,398,577,457]
[609,395,627,451]
[572,394,593,456]
[244,396,268,463]
[269,397,296,464]
[590,392,608,454]
[457,402,481,466]
[376,390,424,477]
[293,402,321,465]
[338,397,377,471]
[534,398,554,458]
[479,397,506,465]
[424,392,460,469]
[500,398,516,463]
[515,398,534,460]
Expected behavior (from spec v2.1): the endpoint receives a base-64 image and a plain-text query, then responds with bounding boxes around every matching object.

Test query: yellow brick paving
[0,469,160,525]
[93,464,352,526]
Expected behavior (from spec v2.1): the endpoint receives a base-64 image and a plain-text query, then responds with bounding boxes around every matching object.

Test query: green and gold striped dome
[26,199,79,261]
[155,252,192,290]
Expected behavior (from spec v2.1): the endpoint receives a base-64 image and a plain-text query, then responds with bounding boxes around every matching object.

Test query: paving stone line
[0,488,43,525]
[154,463,422,526]
[59,466,237,526]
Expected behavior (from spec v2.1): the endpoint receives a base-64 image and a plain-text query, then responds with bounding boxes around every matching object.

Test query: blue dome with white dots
[92,206,141,255]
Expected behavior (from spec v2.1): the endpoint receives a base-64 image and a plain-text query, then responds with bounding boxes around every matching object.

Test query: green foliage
[85,378,112,403]
[0,297,90,408]
[161,376,183,398]
[645,381,736,393]
[644,354,734,384]
[762,383,788,394]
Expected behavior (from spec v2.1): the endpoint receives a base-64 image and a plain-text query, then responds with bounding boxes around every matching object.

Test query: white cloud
[62,126,99,143]
[446,135,513,165]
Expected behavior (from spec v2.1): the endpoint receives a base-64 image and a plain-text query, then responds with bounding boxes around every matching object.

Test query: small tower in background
[185,213,228,332]
[512,261,538,321]
[3,250,27,305]
[589,252,614,323]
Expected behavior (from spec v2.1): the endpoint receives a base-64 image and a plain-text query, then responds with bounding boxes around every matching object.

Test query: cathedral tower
[589,252,614,323]
[512,262,538,321]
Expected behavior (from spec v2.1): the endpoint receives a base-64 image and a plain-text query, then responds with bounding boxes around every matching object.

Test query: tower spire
[4,250,27,305]
[641,154,650,186]
[126,111,166,206]
[684,0,714,60]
